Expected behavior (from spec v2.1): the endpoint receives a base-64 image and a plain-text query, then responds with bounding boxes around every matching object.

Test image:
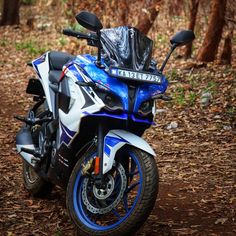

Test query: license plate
[109,67,162,84]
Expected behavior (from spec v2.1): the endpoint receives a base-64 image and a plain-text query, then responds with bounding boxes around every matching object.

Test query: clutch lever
[153,94,172,101]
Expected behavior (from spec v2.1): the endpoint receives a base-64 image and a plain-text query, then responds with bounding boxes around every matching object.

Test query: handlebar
[62,28,97,41]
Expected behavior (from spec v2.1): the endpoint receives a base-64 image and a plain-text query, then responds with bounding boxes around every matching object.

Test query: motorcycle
[15,11,194,236]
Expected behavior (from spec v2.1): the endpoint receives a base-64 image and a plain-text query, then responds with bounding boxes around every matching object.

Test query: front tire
[66,146,159,236]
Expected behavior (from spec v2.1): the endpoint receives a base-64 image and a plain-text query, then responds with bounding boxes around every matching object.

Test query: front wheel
[66,146,159,236]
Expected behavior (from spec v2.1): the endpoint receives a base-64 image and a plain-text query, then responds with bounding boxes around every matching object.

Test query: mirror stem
[95,30,104,68]
[160,44,177,73]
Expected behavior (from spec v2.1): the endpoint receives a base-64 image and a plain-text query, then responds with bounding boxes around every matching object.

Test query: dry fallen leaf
[215,218,228,225]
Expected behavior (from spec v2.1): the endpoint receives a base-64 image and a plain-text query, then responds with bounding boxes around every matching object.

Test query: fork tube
[97,122,104,177]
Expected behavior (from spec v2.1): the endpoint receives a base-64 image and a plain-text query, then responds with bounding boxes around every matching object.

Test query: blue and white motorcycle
[15,11,194,236]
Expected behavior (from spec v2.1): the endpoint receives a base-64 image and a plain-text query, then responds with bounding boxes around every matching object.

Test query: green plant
[174,87,185,106]
[156,33,167,44]
[205,81,217,94]
[55,228,63,236]
[167,68,179,81]
[58,36,68,46]
[70,23,86,32]
[22,0,36,5]
[226,106,236,117]
[0,39,7,47]
[15,40,46,56]
[188,91,197,106]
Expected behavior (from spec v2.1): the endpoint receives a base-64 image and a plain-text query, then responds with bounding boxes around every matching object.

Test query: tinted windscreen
[101,27,153,71]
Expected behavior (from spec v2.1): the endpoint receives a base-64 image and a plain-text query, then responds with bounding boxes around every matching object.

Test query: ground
[0,4,236,236]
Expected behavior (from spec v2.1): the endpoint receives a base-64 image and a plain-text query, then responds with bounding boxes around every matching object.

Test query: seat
[48,51,75,83]
[49,70,62,84]
[49,51,75,70]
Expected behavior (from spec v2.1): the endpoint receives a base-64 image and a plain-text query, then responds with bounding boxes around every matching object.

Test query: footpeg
[14,115,52,126]
[20,147,41,158]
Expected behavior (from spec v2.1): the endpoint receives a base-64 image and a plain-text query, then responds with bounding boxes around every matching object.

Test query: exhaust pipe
[16,126,36,167]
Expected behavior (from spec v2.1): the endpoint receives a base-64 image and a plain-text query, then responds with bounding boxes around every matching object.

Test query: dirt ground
[0,5,236,236]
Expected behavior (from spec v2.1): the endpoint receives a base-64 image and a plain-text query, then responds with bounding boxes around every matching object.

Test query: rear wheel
[22,160,53,197]
[22,103,53,197]
[66,146,159,236]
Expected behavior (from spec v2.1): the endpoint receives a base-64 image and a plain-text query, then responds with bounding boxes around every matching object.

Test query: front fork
[94,122,106,189]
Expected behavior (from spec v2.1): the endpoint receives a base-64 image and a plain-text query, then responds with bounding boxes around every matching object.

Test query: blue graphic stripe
[83,112,128,120]
[104,136,126,157]
[60,129,71,145]
[131,114,155,125]
[68,64,84,81]
[60,121,76,138]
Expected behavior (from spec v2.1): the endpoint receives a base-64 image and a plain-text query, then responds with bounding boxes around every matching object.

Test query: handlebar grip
[62,28,92,40]
[62,28,79,37]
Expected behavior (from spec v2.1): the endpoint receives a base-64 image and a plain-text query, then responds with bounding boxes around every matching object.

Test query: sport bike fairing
[31,27,168,150]
[68,54,168,115]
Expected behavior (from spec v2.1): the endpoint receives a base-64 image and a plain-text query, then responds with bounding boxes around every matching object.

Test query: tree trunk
[168,0,184,16]
[219,34,232,64]
[197,0,227,62]
[185,0,200,58]
[219,0,235,65]
[136,0,162,34]
[0,0,20,26]
[119,0,129,25]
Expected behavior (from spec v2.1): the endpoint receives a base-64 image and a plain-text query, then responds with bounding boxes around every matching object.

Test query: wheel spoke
[125,181,140,194]
[112,209,121,219]
[123,194,129,213]
[94,197,102,208]
[87,211,100,224]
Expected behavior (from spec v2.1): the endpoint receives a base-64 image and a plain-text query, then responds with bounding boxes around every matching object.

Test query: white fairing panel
[103,129,156,174]
[59,66,104,141]
[32,52,52,112]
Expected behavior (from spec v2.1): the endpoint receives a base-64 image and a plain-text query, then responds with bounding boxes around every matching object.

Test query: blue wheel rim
[72,150,143,231]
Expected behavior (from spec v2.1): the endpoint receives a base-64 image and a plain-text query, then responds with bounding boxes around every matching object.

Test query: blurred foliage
[15,40,47,56]
[21,0,36,5]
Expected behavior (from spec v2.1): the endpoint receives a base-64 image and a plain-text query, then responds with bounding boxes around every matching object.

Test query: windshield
[101,26,153,71]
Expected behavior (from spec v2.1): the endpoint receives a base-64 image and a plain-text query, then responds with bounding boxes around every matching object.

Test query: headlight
[95,90,123,112]
[138,100,154,116]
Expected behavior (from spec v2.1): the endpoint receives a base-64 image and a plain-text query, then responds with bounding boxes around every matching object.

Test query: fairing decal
[102,129,156,174]
[32,52,53,112]
[58,64,105,143]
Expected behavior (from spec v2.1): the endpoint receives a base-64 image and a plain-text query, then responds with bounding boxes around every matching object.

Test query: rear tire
[22,160,53,197]
[66,146,159,236]
[22,102,53,197]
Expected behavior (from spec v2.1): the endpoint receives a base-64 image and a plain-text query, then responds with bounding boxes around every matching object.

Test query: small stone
[156,109,167,113]
[201,92,212,106]
[167,121,178,130]
[213,115,221,119]
[223,125,231,130]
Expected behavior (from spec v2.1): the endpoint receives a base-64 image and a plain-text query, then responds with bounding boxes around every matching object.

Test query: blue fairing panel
[71,55,168,115]
[73,55,129,111]
[134,75,168,113]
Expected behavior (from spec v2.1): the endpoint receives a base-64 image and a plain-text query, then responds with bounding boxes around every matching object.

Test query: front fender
[103,129,156,174]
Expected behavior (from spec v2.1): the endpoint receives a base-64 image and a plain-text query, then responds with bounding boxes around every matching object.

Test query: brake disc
[82,162,127,214]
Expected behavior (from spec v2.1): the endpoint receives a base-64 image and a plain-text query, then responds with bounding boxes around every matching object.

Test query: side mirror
[75,11,103,32]
[160,30,195,72]
[170,30,195,47]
